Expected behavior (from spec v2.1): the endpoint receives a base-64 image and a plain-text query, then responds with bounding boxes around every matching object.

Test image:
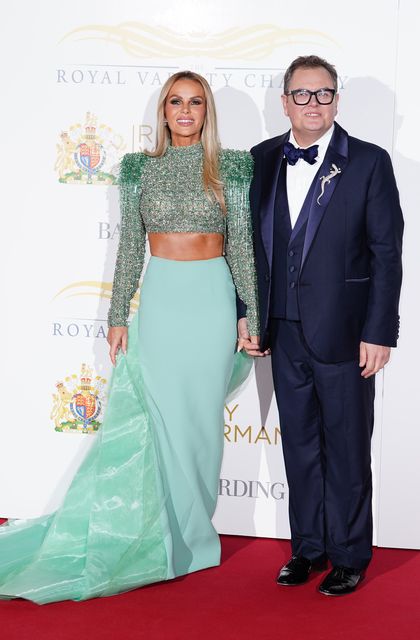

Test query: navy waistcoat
[271,161,322,320]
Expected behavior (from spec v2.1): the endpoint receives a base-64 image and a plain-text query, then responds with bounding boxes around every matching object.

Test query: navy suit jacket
[249,123,404,362]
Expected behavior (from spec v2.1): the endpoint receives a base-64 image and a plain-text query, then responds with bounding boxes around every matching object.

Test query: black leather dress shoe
[276,555,327,586]
[319,566,364,596]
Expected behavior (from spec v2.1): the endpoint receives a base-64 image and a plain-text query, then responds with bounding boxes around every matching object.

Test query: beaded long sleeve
[108,154,147,327]
[221,150,259,336]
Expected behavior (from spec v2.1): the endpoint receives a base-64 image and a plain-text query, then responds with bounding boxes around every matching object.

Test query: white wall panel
[1,1,416,550]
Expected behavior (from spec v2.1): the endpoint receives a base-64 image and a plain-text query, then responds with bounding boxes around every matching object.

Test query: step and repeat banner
[1,0,418,548]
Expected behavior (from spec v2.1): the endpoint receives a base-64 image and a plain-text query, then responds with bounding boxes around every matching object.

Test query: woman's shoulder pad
[220,149,254,180]
[119,152,148,183]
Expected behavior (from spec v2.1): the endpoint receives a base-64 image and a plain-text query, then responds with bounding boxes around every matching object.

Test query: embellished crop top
[108,142,259,335]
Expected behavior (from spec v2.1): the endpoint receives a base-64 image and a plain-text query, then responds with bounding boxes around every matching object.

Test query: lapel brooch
[317,163,342,205]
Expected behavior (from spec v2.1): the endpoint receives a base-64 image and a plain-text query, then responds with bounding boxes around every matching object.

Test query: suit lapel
[301,123,349,268]
[259,134,289,269]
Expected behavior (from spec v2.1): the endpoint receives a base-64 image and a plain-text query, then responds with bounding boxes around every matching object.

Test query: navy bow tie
[284,141,319,166]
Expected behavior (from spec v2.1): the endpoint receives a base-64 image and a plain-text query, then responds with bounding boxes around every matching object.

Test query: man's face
[282,66,339,145]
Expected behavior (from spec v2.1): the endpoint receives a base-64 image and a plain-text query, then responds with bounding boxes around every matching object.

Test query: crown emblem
[84,113,97,139]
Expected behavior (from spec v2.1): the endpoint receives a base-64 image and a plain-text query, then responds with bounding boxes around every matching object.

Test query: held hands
[107,327,128,366]
[359,341,391,378]
[237,318,269,357]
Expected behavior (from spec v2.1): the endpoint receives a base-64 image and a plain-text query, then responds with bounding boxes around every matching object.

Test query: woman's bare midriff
[148,232,224,260]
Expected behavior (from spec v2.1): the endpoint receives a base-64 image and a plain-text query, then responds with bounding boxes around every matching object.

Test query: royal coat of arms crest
[55,112,125,185]
[51,364,107,434]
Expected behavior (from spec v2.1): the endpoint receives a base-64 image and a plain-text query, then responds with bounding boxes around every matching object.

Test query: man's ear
[335,92,340,115]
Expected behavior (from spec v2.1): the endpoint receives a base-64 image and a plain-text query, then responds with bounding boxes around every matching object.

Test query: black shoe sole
[319,588,357,596]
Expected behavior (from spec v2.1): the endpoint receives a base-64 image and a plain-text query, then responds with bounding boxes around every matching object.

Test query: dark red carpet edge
[0,522,419,640]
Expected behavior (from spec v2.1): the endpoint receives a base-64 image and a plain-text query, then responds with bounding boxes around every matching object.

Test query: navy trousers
[270,319,375,570]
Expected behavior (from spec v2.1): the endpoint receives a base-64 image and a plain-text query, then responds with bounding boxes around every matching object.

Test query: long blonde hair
[146,71,225,211]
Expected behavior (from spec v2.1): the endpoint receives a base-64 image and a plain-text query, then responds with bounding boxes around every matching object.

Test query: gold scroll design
[53,281,140,314]
[61,22,337,60]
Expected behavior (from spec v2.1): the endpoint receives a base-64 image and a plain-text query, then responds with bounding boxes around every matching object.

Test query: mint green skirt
[0,257,251,604]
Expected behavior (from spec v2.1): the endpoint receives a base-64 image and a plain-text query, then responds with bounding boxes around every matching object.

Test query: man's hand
[237,318,268,357]
[359,341,391,378]
[107,326,128,366]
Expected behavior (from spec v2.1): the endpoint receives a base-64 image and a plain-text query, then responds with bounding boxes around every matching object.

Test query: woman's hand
[107,327,128,366]
[237,318,267,357]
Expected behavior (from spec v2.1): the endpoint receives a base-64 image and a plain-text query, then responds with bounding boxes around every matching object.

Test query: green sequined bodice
[108,144,259,334]
[141,143,225,234]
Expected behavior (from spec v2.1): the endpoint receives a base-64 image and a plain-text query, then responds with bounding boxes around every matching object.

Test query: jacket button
[289,250,295,257]
[290,281,296,289]
[289,265,296,273]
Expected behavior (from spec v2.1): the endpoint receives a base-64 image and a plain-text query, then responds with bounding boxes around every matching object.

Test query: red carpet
[0,532,419,640]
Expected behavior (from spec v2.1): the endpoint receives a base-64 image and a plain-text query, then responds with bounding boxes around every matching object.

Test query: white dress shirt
[286,126,335,228]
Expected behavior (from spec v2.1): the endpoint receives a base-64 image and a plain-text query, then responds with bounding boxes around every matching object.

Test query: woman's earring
[163,119,168,125]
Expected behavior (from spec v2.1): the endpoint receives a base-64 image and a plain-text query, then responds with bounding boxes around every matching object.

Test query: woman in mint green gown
[0,71,259,604]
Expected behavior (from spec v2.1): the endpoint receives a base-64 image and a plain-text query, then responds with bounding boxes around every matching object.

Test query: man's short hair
[283,55,338,93]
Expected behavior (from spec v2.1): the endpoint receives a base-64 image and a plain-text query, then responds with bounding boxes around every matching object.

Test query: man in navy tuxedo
[239,55,403,595]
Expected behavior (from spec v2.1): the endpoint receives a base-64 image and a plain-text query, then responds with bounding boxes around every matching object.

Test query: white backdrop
[0,0,418,549]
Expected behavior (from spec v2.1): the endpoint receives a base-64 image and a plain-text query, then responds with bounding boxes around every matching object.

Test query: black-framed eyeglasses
[285,88,336,105]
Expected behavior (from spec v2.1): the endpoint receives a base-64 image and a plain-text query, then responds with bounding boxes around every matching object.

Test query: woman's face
[164,78,207,146]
